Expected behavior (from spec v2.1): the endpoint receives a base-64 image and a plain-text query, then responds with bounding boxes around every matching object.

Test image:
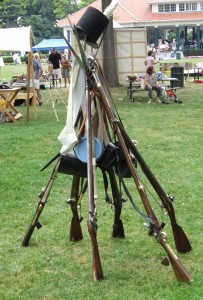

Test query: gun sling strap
[121,178,155,225]
[102,169,154,225]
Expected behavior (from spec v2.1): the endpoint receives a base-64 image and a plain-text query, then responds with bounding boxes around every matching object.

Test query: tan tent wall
[71,27,147,84]
[114,28,147,83]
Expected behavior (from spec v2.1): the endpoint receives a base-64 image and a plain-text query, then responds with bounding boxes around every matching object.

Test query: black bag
[58,154,87,177]
[98,142,137,178]
[114,143,137,178]
[97,142,118,171]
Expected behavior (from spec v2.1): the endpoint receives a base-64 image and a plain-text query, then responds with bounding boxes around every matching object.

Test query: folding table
[0,87,22,122]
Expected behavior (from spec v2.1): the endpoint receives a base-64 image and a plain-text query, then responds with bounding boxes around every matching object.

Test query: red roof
[57,0,203,27]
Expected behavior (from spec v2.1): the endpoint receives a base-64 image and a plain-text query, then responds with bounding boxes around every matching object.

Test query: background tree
[167,30,176,42]
[102,0,119,87]
[53,0,95,20]
[0,0,95,43]
[19,0,59,43]
[20,15,60,45]
[102,0,120,87]
[54,0,78,20]
[0,0,26,28]
[78,0,94,9]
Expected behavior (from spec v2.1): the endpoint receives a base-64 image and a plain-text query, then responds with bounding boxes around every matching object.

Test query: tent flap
[0,27,32,52]
[32,39,69,51]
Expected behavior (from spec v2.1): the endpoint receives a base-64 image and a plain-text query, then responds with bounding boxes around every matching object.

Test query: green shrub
[2,56,26,64]
[183,48,203,56]
[2,56,14,64]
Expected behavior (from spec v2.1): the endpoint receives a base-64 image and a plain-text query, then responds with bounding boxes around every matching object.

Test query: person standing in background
[48,48,62,87]
[33,53,43,106]
[61,54,71,88]
[13,53,18,65]
[16,54,22,64]
[144,50,159,69]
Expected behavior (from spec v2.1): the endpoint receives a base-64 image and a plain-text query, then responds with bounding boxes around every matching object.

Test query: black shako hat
[75,7,109,48]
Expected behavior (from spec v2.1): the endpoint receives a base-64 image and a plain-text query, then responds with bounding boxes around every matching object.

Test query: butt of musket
[159,233,192,283]
[88,223,103,281]
[68,197,83,241]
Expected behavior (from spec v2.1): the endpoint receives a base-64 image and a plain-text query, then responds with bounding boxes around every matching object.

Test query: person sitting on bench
[144,66,162,104]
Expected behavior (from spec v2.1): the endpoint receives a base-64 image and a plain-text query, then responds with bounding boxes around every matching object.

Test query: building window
[158,4,176,13]
[179,3,185,11]
[186,3,197,11]
[164,4,170,12]
[179,3,197,12]
[171,4,176,12]
[158,2,199,13]
[192,3,197,10]
[201,3,203,10]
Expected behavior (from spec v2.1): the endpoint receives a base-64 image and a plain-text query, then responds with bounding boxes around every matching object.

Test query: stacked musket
[22,0,192,283]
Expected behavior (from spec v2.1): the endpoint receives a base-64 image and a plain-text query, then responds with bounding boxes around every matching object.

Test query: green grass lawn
[0,63,203,300]
[0,56,203,82]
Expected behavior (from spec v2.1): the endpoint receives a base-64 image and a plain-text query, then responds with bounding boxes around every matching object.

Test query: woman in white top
[144,50,159,69]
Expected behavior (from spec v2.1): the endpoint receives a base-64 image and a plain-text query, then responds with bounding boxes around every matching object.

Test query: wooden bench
[13,92,34,106]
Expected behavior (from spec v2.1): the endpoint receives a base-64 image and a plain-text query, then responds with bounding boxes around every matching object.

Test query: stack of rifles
[21,3,192,284]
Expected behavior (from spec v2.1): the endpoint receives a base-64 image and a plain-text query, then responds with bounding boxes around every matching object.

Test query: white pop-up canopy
[0,26,32,52]
[0,26,36,122]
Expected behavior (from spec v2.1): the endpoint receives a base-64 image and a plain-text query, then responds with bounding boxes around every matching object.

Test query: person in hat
[33,53,43,106]
[48,48,62,87]
[61,54,71,88]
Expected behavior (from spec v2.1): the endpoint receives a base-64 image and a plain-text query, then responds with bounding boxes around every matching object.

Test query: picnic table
[126,78,144,101]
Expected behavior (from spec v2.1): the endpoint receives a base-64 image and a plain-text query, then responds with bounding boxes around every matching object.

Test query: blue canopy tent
[32,38,69,51]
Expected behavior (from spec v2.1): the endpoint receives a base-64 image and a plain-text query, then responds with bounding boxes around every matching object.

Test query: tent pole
[26,52,37,122]
[30,53,37,120]
[30,29,37,120]
[26,52,31,122]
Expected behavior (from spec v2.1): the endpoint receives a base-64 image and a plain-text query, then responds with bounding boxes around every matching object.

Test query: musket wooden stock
[22,159,61,247]
[91,72,192,282]
[116,122,192,253]
[158,234,192,282]
[69,176,83,241]
[88,223,103,281]
[93,70,191,253]
[112,122,192,283]
[86,87,103,281]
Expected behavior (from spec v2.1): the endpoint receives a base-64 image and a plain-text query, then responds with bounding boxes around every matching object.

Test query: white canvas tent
[0,27,32,52]
[0,26,36,121]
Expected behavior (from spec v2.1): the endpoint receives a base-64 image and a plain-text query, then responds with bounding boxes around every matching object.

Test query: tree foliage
[78,0,95,10]
[53,0,78,20]
[0,0,95,43]
[0,0,26,27]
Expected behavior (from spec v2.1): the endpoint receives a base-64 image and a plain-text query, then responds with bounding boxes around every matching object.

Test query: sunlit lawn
[0,62,202,300]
